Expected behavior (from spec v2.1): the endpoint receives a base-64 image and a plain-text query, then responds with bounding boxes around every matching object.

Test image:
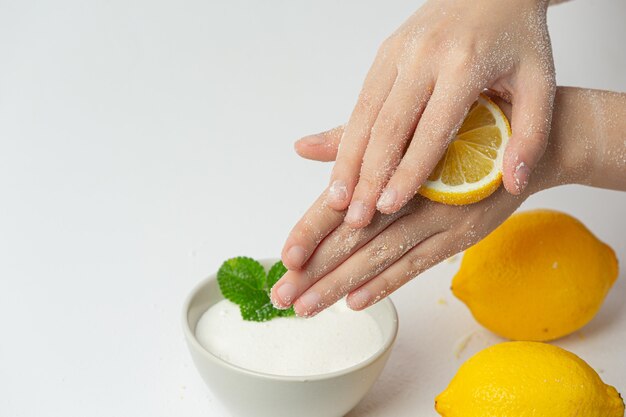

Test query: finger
[293,201,441,317]
[273,198,425,309]
[502,73,556,195]
[326,58,398,210]
[346,231,460,310]
[294,126,343,162]
[344,78,432,228]
[379,77,483,214]
[484,90,512,116]
[279,191,344,272]
[347,183,527,310]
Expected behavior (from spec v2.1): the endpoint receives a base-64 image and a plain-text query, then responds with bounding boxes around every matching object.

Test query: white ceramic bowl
[182,259,399,417]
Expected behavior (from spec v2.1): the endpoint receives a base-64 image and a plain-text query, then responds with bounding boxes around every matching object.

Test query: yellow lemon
[419,94,511,205]
[435,342,625,417]
[453,209,618,341]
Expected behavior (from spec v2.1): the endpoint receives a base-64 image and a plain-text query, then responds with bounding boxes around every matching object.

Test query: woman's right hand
[304,0,556,230]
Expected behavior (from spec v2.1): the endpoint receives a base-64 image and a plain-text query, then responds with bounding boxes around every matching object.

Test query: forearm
[530,87,626,193]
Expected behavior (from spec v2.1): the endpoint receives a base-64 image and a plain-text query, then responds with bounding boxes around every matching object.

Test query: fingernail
[298,135,326,145]
[345,200,366,224]
[275,282,297,307]
[376,188,397,210]
[286,245,306,268]
[348,288,372,310]
[328,180,348,204]
[514,161,531,193]
[297,291,322,316]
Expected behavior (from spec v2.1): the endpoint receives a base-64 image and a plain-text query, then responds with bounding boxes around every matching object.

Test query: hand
[272,183,525,317]
[272,88,622,316]
[311,0,555,230]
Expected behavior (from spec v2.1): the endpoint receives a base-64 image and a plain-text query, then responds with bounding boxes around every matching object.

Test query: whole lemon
[453,209,618,341]
[435,342,625,417]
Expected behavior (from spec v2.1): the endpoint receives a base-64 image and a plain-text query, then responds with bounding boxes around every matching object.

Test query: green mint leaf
[266,260,288,293]
[239,298,277,322]
[276,306,296,317]
[217,257,266,306]
[216,256,296,322]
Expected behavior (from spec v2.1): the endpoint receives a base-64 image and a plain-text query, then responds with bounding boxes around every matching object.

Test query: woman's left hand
[270,88,621,316]
[271,179,526,316]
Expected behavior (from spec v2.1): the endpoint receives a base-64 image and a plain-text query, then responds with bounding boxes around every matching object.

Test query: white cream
[195,299,384,376]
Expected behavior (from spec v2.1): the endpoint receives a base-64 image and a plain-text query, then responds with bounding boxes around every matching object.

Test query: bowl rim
[182,258,399,382]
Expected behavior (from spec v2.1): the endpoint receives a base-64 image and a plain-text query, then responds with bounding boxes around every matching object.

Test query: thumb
[294,125,344,162]
[503,78,556,194]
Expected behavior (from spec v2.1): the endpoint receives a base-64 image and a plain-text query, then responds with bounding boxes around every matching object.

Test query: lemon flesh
[419,94,511,205]
[435,342,625,417]
[453,209,618,341]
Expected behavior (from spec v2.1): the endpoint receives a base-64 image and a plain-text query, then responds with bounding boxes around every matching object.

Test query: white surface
[0,0,624,416]
[195,299,382,376]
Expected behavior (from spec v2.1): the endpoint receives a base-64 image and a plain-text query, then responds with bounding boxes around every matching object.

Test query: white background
[1,0,625,416]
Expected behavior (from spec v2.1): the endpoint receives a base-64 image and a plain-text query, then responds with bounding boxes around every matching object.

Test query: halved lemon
[419,94,511,205]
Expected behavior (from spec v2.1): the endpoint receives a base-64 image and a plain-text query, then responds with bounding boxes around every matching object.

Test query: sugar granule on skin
[514,161,528,188]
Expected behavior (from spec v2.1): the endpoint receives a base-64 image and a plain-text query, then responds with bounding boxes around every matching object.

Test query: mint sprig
[217,257,295,321]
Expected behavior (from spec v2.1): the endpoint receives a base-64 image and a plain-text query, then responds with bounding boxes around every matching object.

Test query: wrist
[527,87,594,193]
